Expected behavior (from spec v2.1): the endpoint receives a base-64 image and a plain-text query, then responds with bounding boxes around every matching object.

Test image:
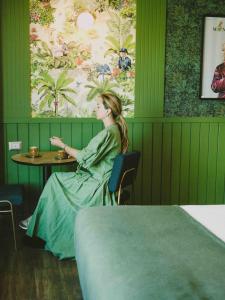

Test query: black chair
[0,184,24,250]
[108,151,141,205]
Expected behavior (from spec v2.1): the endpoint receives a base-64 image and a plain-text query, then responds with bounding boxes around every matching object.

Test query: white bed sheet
[181,205,225,243]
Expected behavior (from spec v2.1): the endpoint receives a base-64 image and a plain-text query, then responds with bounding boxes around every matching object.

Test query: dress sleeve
[76,129,115,169]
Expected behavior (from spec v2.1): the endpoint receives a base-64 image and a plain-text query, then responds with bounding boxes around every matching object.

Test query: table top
[11,151,76,166]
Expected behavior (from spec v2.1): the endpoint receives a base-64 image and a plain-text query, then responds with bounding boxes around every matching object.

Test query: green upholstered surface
[0,184,23,205]
[75,205,225,300]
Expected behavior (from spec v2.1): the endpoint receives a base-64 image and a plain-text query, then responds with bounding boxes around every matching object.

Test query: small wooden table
[12,151,76,186]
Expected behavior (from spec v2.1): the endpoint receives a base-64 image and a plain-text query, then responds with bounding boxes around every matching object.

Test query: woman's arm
[50,136,79,158]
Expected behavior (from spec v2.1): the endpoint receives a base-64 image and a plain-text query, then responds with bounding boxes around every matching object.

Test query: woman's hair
[100,92,129,153]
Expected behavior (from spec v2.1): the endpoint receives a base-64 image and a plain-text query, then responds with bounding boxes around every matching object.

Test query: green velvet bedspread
[75,206,225,300]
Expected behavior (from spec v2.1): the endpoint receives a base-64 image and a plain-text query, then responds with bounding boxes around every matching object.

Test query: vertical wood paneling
[206,124,218,203]
[28,124,41,188]
[3,120,225,205]
[127,123,133,151]
[60,123,72,172]
[61,123,72,146]
[132,123,143,204]
[161,123,172,205]
[50,123,61,147]
[170,123,181,204]
[135,0,166,117]
[50,123,61,173]
[3,125,8,183]
[71,123,82,149]
[82,123,93,147]
[0,124,4,184]
[2,0,30,121]
[40,123,51,151]
[18,123,29,184]
[142,123,153,204]
[189,123,200,204]
[179,123,191,204]
[6,123,18,183]
[198,123,209,204]
[216,124,225,203]
[151,123,162,204]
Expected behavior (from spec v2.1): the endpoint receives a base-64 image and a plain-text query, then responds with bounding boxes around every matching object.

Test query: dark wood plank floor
[0,214,83,300]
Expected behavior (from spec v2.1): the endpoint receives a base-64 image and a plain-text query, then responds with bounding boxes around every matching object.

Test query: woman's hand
[49,136,78,159]
[49,136,65,149]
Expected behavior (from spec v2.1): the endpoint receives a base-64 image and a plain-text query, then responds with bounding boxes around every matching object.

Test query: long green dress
[27,124,121,259]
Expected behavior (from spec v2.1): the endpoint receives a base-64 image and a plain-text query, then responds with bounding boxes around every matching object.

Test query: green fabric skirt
[27,171,115,259]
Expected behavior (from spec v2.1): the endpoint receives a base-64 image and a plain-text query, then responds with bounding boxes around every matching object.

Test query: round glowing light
[77,12,94,30]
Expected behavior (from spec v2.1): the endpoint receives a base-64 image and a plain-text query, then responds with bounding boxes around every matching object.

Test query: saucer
[55,156,68,160]
[24,153,41,158]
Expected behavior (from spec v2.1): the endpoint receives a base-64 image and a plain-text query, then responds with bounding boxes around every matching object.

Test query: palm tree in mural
[104,11,135,57]
[37,71,77,116]
[85,79,119,101]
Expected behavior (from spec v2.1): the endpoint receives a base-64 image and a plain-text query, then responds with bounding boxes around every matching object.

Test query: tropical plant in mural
[85,79,119,101]
[36,71,76,116]
[104,11,135,57]
[30,0,136,118]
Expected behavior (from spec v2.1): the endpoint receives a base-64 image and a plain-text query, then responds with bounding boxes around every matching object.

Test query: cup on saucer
[29,146,39,158]
[57,150,68,160]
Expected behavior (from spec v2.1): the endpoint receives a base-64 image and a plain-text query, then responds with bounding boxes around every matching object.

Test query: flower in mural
[30,0,136,118]
[30,0,54,26]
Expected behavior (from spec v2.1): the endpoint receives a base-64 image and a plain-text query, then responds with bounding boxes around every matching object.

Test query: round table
[11,151,76,186]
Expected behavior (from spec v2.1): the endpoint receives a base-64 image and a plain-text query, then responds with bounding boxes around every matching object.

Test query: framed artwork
[200,16,225,99]
[30,0,136,118]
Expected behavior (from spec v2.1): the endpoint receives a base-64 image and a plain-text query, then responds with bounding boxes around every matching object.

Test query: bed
[75,205,225,300]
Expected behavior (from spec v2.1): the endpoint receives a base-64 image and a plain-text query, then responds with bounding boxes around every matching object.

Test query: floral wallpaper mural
[30,0,136,118]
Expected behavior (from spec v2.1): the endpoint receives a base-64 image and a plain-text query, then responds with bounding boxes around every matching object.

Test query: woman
[20,93,128,259]
[211,42,225,98]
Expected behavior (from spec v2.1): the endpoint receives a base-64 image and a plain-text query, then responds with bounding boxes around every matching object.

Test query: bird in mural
[96,64,111,81]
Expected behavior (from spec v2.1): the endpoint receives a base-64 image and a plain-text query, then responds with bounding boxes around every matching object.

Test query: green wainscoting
[3,119,225,205]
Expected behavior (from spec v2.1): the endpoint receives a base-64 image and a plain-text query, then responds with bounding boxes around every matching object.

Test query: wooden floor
[0,214,83,300]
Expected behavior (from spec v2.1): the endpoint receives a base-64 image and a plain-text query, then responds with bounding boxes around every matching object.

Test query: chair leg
[10,206,17,251]
[0,200,17,250]
[117,187,122,205]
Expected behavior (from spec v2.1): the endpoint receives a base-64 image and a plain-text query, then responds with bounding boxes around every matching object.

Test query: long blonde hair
[100,93,129,153]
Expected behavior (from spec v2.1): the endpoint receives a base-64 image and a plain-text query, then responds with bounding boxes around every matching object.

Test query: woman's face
[95,97,108,120]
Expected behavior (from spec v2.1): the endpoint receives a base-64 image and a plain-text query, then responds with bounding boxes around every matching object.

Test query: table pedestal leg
[43,165,52,187]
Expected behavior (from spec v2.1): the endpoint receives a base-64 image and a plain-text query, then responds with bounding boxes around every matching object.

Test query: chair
[108,151,141,205]
[0,184,24,250]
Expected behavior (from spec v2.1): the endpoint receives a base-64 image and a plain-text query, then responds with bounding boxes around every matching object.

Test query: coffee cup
[57,150,68,159]
[29,146,39,157]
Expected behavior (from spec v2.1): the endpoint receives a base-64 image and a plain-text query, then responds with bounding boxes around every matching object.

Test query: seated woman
[19,93,128,259]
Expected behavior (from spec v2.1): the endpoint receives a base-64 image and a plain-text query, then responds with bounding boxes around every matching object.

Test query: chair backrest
[108,151,141,193]
[0,184,24,205]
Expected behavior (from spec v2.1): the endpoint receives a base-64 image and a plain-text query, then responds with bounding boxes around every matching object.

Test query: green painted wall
[1,0,225,205]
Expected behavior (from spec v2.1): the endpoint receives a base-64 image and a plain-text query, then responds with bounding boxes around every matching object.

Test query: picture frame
[200,16,225,99]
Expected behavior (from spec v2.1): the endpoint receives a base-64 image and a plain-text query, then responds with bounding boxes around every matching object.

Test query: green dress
[27,124,121,259]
